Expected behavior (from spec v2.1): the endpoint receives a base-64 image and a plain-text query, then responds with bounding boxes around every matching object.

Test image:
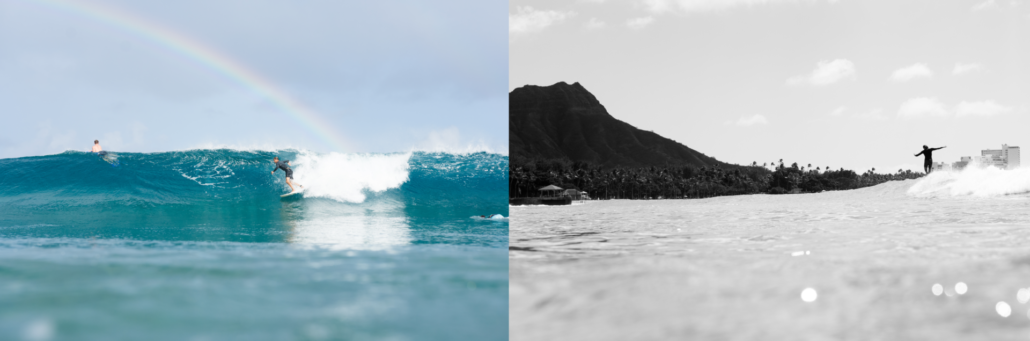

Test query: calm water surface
[511,170,1030,340]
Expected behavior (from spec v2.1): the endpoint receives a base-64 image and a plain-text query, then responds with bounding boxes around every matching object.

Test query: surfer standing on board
[914,145,946,174]
[91,140,102,153]
[272,156,303,193]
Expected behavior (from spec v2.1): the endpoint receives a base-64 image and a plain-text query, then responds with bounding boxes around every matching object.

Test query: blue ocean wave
[0,149,509,246]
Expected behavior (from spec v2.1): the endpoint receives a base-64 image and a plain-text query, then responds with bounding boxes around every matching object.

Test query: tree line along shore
[509,156,926,200]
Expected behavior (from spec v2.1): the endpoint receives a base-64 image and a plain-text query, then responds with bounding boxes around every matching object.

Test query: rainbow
[27,0,351,152]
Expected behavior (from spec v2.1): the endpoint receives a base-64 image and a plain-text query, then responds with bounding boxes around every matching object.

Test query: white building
[1007,145,1020,169]
[961,144,1021,170]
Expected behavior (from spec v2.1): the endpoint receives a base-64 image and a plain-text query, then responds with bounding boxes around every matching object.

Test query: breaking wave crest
[0,149,509,243]
[293,151,411,203]
[907,166,1030,198]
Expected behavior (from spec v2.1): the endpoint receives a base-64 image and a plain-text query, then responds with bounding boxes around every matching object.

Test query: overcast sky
[0,0,506,158]
[510,0,1030,172]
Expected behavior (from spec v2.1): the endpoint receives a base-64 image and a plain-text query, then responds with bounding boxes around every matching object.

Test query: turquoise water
[0,150,508,340]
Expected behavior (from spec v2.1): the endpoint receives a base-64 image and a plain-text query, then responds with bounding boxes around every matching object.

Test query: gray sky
[510,0,1030,172]
[0,0,507,158]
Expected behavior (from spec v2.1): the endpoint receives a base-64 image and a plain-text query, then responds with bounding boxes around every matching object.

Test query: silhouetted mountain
[509,82,733,168]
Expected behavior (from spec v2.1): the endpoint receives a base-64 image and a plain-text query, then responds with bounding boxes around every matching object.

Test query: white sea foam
[907,166,1030,198]
[409,142,504,155]
[292,151,411,203]
[411,126,506,155]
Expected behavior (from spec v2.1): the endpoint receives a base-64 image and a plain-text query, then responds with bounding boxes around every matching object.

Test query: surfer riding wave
[914,145,946,174]
[272,156,303,193]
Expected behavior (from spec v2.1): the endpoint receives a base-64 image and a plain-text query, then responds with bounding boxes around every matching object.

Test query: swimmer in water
[914,145,946,174]
[271,156,303,193]
[91,140,102,153]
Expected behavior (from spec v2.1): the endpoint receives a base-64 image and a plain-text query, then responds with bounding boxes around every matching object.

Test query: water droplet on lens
[955,282,968,295]
[932,283,943,296]
[1017,288,1029,304]
[22,318,54,341]
[801,288,818,302]
[997,302,1012,317]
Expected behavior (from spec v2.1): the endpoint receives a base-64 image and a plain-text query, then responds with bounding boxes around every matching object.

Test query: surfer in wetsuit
[914,145,946,174]
[271,156,302,193]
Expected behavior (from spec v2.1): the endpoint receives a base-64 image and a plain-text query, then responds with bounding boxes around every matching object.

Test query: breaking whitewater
[510,166,1030,341]
[0,148,509,341]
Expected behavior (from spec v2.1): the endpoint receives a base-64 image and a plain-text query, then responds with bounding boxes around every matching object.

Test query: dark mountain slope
[509,82,733,168]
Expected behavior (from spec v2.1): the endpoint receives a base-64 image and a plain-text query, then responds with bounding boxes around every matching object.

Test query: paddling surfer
[914,145,946,174]
[271,156,303,193]
[91,140,102,153]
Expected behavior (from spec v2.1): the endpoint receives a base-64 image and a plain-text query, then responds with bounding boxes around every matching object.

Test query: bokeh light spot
[997,302,1012,317]
[22,318,54,341]
[801,288,818,302]
[955,282,968,295]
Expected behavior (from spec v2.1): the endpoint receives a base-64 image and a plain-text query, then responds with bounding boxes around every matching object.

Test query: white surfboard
[280,188,304,198]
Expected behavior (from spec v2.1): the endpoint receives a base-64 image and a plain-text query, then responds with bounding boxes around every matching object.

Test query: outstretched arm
[271,162,278,174]
[934,146,946,151]
[915,151,924,157]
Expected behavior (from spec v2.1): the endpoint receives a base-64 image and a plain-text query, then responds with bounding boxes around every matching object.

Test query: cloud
[637,0,839,13]
[890,63,933,82]
[953,62,984,75]
[626,16,655,29]
[131,122,148,146]
[585,18,606,29]
[829,106,846,116]
[972,0,997,10]
[897,98,1014,119]
[726,114,769,126]
[855,108,888,120]
[786,59,856,86]
[897,97,949,119]
[955,100,1013,118]
[509,7,575,34]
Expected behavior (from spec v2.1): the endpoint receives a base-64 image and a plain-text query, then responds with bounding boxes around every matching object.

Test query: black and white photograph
[510,0,1030,339]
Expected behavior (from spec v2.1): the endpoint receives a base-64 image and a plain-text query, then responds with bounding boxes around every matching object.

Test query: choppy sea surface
[0,149,508,341]
[511,167,1030,340]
